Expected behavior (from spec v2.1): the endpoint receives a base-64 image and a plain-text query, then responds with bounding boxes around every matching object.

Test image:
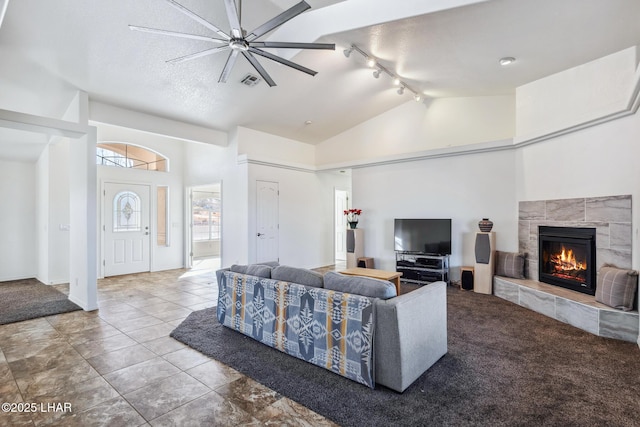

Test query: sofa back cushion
[324,271,397,299]
[230,264,272,278]
[271,265,324,288]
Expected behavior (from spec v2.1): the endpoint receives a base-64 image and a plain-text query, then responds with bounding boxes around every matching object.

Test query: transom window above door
[97,142,168,172]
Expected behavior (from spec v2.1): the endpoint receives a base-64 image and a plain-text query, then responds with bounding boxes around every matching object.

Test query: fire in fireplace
[538,226,596,295]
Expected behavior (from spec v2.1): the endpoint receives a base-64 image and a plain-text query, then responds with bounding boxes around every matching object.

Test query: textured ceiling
[1,0,640,162]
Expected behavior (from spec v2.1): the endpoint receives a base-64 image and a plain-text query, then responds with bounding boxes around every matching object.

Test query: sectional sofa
[215,264,447,392]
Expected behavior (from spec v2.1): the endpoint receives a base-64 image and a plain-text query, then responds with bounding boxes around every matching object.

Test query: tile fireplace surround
[493,195,638,343]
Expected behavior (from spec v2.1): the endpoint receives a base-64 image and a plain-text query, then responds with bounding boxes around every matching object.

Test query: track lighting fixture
[343,43,426,105]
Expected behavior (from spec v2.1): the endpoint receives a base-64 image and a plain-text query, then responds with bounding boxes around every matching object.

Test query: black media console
[396,252,449,285]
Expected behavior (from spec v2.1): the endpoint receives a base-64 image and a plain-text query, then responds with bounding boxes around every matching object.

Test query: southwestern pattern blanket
[217,271,376,388]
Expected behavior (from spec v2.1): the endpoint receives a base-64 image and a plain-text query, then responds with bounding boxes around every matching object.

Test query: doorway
[335,189,348,263]
[103,182,151,276]
[256,180,279,263]
[189,184,222,268]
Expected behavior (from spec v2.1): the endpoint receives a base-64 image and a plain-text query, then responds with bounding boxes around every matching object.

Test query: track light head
[373,69,380,78]
[343,47,353,58]
[366,57,376,68]
[397,86,405,95]
[393,77,401,86]
[414,94,422,102]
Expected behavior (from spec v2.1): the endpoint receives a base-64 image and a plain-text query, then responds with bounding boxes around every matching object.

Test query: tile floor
[0,261,337,426]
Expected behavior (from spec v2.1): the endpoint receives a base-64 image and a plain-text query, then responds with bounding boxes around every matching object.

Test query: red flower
[344,209,362,221]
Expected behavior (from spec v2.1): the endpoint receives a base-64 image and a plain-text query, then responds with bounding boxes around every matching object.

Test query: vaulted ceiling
[1,0,640,161]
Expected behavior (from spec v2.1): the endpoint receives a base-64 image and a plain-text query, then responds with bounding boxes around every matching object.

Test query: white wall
[515,98,640,270]
[316,95,515,166]
[247,165,350,268]
[0,160,37,281]
[516,47,637,142]
[231,126,351,269]
[44,140,71,284]
[352,149,517,278]
[183,130,249,267]
[237,126,316,166]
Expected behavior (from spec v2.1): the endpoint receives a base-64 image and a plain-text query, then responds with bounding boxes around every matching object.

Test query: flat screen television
[394,218,452,255]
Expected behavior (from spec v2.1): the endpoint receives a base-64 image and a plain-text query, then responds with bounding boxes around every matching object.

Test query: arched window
[97,142,168,172]
[113,191,142,232]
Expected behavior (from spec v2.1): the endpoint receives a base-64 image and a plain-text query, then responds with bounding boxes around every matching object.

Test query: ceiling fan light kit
[130,0,335,87]
[344,44,426,104]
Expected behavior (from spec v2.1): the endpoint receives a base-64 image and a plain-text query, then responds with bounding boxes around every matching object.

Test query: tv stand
[396,252,449,285]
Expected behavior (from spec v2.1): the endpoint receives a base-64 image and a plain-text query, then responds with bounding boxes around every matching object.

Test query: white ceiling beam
[89,101,228,147]
[0,108,88,138]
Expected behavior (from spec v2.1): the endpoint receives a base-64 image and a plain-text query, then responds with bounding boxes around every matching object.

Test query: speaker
[346,229,364,268]
[346,229,355,253]
[461,269,474,290]
[475,233,491,264]
[474,232,496,295]
[357,257,374,268]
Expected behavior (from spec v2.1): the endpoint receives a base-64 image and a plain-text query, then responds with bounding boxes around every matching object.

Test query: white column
[68,127,98,310]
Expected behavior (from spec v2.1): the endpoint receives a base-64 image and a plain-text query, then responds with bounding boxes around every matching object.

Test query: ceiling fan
[129,0,335,86]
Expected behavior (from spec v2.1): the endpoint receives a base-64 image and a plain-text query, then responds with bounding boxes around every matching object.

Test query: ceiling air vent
[240,74,261,87]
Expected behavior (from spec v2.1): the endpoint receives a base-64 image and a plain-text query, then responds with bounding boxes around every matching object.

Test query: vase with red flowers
[344,208,362,229]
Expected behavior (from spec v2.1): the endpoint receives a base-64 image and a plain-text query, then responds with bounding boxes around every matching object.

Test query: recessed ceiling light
[305,120,313,125]
[499,57,516,66]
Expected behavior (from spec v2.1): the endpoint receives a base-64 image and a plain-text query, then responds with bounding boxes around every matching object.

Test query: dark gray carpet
[0,279,82,325]
[170,287,640,426]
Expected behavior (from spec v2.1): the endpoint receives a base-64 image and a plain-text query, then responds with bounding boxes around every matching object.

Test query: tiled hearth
[494,276,639,342]
[493,195,638,343]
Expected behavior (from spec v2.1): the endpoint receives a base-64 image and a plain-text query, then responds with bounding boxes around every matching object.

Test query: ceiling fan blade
[164,0,230,40]
[249,47,316,76]
[223,0,242,39]
[250,41,335,50]
[128,25,227,44]
[245,1,310,42]
[166,46,229,64]
[218,50,239,83]
[241,51,276,87]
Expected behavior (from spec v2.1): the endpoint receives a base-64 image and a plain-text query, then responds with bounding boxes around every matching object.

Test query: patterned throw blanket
[217,271,376,388]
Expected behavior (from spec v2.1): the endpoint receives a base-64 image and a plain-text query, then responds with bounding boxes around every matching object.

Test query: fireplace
[538,226,596,295]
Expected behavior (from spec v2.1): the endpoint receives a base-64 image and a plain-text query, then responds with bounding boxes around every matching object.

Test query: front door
[104,182,151,276]
[256,181,279,263]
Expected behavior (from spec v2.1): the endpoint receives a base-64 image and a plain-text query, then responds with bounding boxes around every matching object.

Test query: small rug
[171,288,640,426]
[0,279,82,325]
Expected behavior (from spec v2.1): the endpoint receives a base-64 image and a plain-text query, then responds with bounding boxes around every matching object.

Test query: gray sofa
[215,265,447,392]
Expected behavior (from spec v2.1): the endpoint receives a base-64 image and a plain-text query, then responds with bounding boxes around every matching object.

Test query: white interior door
[256,181,279,263]
[335,189,348,261]
[104,182,150,276]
